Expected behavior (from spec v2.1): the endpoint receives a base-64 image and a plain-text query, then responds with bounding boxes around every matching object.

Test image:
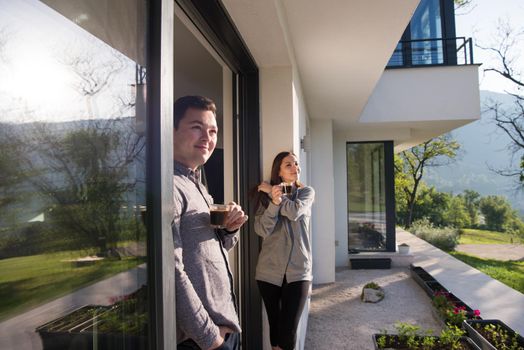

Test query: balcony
[387,37,474,68]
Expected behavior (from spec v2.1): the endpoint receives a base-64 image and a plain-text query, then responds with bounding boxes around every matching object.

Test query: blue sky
[455,0,524,93]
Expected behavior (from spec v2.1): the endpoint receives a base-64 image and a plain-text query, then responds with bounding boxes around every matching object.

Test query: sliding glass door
[0,1,149,349]
[347,142,395,252]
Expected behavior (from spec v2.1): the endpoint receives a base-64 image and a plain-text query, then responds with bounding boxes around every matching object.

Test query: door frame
[147,1,262,348]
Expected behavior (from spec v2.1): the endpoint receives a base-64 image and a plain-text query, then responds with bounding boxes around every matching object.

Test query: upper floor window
[411,0,442,41]
[387,0,472,67]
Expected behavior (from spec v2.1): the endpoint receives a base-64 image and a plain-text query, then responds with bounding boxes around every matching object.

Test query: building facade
[0,0,479,349]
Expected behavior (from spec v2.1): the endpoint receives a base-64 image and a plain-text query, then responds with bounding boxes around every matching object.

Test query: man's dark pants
[177,332,240,350]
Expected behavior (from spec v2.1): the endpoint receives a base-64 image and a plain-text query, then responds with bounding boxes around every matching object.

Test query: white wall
[260,65,311,350]
[260,66,294,177]
[360,65,480,123]
[293,73,310,184]
[333,132,349,267]
[310,119,336,284]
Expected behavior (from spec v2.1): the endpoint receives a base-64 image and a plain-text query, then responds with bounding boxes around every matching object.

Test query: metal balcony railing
[387,37,474,68]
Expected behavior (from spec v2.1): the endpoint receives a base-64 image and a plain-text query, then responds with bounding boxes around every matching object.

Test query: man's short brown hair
[174,95,217,129]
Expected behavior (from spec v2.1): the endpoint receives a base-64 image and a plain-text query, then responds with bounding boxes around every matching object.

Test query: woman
[254,151,315,350]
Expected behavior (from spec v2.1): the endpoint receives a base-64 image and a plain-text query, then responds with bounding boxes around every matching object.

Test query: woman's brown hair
[252,151,301,211]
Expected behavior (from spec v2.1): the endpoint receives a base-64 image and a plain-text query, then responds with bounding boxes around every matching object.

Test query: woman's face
[278,154,300,183]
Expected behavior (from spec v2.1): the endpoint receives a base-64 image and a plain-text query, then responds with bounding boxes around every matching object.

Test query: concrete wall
[310,119,336,283]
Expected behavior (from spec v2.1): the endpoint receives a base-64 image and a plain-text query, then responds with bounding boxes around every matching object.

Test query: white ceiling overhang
[222,0,420,129]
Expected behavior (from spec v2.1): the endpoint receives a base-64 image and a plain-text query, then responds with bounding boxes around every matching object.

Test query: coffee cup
[281,182,293,197]
[209,204,231,229]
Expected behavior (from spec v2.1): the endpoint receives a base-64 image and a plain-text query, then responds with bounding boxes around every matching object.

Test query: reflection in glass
[410,0,442,65]
[387,0,444,67]
[347,143,386,251]
[0,1,148,349]
[387,42,403,67]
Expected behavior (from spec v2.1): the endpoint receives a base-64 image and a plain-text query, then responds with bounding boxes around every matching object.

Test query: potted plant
[463,319,524,350]
[398,243,410,255]
[372,322,481,349]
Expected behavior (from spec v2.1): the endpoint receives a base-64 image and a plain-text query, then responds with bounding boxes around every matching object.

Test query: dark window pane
[0,1,148,349]
[347,143,386,251]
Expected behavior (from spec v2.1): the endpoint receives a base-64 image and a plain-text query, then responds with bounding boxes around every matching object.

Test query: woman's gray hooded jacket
[254,186,315,286]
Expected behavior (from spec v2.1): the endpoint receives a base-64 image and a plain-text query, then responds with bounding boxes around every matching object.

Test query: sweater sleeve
[216,229,240,251]
[279,186,315,221]
[172,192,220,349]
[253,200,281,238]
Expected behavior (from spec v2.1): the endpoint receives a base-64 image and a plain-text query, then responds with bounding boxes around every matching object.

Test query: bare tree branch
[454,0,476,16]
[478,20,524,186]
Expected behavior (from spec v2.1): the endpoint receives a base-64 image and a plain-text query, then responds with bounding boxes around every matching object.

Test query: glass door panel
[0,1,149,349]
[347,143,387,251]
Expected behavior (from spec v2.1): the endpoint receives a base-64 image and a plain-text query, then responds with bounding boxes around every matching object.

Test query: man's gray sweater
[172,161,240,349]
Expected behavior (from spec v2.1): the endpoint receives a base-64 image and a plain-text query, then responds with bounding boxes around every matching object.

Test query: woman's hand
[270,185,283,205]
[258,181,272,194]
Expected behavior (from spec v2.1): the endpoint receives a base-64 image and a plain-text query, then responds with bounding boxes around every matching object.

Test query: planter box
[36,305,147,350]
[423,280,449,297]
[463,319,524,350]
[411,266,435,282]
[411,266,437,293]
[350,258,391,269]
[446,294,478,319]
[372,334,481,349]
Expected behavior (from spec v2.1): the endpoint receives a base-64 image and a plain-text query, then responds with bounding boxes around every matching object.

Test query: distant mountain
[424,90,524,216]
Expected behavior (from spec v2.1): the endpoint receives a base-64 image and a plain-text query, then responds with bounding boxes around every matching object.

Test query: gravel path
[455,244,524,261]
[305,267,443,350]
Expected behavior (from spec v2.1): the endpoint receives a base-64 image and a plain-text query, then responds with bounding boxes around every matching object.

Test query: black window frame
[146,0,262,349]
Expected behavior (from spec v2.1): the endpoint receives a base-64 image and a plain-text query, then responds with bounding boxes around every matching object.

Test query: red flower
[474,309,481,317]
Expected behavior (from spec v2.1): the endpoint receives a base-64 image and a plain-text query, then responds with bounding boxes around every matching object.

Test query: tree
[478,21,524,185]
[25,119,144,254]
[444,195,471,229]
[19,40,144,254]
[395,134,461,227]
[479,195,514,232]
[394,156,412,225]
[412,186,452,227]
[459,190,481,227]
[454,0,475,15]
[0,124,30,226]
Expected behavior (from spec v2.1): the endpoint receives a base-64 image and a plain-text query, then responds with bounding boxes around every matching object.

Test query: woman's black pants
[257,278,311,350]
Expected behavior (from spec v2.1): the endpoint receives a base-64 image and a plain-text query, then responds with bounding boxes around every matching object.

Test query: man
[173,95,248,350]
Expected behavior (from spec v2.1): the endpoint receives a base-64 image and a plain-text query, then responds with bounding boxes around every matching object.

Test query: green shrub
[410,218,459,251]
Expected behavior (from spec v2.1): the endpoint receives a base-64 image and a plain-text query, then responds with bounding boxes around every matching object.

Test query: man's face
[173,107,217,170]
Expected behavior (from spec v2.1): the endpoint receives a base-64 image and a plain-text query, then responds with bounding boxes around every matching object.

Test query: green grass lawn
[450,251,524,294]
[0,250,145,321]
[458,228,524,244]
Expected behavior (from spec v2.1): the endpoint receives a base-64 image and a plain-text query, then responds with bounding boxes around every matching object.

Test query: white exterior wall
[333,132,349,267]
[360,65,480,123]
[260,65,311,350]
[310,119,336,284]
[260,66,294,176]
